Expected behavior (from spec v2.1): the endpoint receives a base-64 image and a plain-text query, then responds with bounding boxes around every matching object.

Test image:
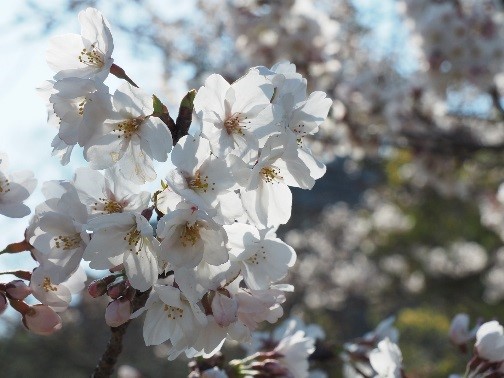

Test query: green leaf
[152,95,164,115]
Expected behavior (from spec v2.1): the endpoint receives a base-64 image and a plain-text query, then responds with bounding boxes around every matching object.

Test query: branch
[92,289,151,378]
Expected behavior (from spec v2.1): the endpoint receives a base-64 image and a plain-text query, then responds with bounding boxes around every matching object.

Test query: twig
[92,290,151,378]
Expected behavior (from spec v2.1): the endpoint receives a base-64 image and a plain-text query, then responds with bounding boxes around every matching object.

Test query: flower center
[247,246,267,266]
[78,43,105,68]
[42,277,58,292]
[224,113,245,135]
[77,98,89,116]
[103,199,124,214]
[260,167,283,183]
[124,227,141,251]
[0,178,11,194]
[179,222,201,247]
[114,118,143,139]
[53,233,82,250]
[163,304,183,319]
[187,170,215,193]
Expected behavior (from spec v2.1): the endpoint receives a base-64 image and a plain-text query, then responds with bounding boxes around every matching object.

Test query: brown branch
[92,289,151,378]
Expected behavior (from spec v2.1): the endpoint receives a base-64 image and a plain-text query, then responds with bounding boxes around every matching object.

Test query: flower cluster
[0,7,331,365]
[449,314,504,377]
[341,316,404,378]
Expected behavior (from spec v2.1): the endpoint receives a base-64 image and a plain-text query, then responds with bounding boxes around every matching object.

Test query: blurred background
[1,0,504,376]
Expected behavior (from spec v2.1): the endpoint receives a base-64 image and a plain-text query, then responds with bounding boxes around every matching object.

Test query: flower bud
[107,280,129,299]
[6,280,32,300]
[251,360,290,376]
[449,313,472,346]
[475,321,504,362]
[22,304,62,335]
[105,298,131,327]
[88,275,116,298]
[211,291,238,327]
[0,292,7,315]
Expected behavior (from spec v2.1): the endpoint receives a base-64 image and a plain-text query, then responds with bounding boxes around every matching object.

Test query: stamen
[247,246,267,265]
[124,228,141,252]
[260,167,283,183]
[179,222,201,247]
[93,198,124,214]
[42,277,58,292]
[114,118,143,139]
[163,304,184,319]
[188,170,215,193]
[0,178,11,193]
[78,43,105,68]
[53,233,82,250]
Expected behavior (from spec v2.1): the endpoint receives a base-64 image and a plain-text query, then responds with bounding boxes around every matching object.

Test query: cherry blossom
[157,204,229,269]
[165,135,241,223]
[22,304,63,336]
[369,338,403,378]
[73,167,150,217]
[193,69,274,161]
[0,153,37,218]
[46,7,114,82]
[225,224,296,289]
[475,320,504,362]
[85,83,173,184]
[84,212,160,291]
[30,265,86,312]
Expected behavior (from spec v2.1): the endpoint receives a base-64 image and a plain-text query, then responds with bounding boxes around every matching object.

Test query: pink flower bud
[6,280,32,300]
[0,292,7,315]
[252,360,290,376]
[88,275,116,298]
[105,298,131,327]
[107,280,128,299]
[211,291,238,327]
[22,304,62,335]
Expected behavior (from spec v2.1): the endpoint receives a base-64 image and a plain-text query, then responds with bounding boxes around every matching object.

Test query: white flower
[475,320,504,362]
[73,167,150,217]
[30,265,86,312]
[157,205,229,269]
[47,78,111,147]
[139,284,206,350]
[85,83,173,184]
[369,338,403,378]
[84,212,160,291]
[364,316,400,344]
[211,291,238,327]
[256,62,330,183]
[194,70,274,161]
[225,224,296,289]
[29,190,89,284]
[273,330,316,378]
[238,134,311,227]
[46,8,114,82]
[234,284,290,333]
[0,153,37,218]
[449,313,477,346]
[165,135,242,223]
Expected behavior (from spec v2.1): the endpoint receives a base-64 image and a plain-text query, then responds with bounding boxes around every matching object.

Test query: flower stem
[91,289,151,378]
